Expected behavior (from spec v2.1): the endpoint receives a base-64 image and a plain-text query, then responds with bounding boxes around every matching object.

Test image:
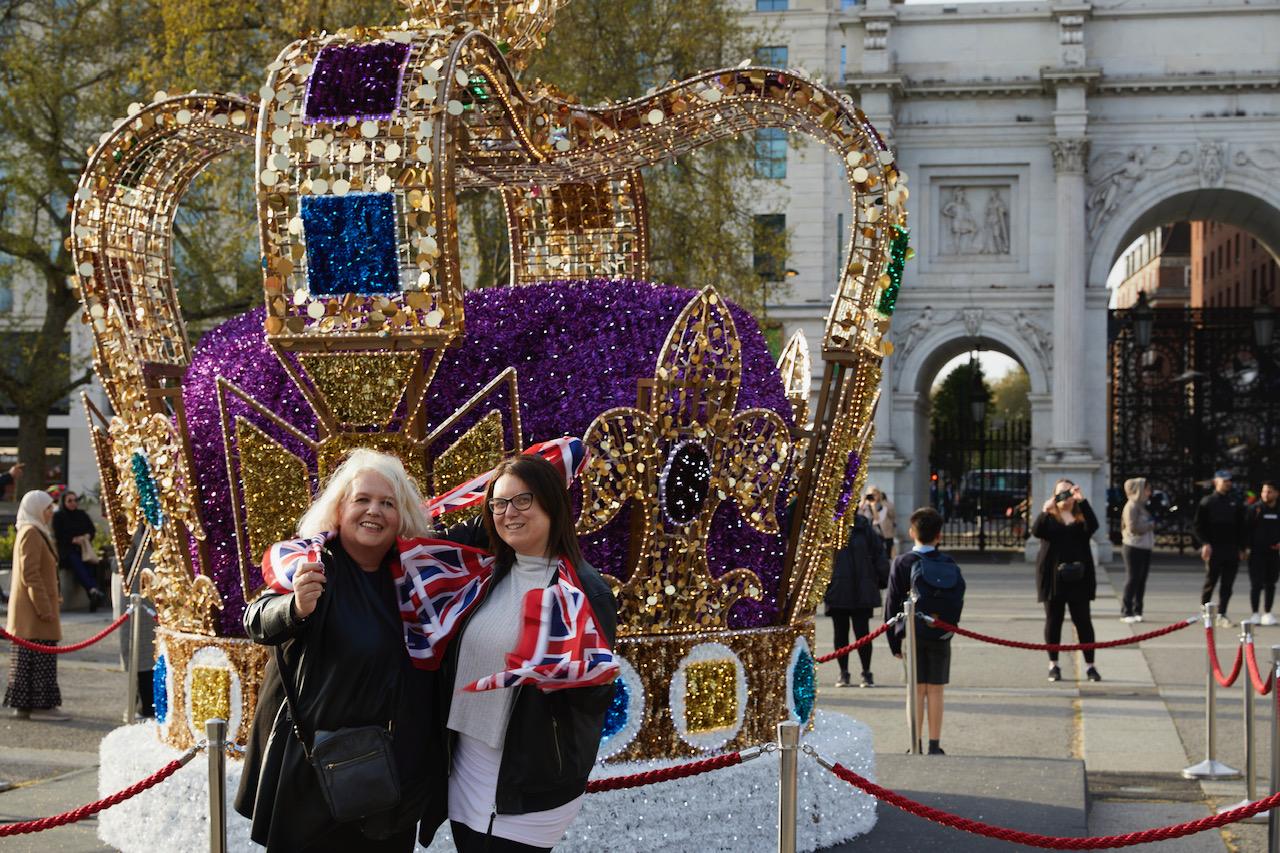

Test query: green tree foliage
[930,359,991,440]
[990,366,1030,421]
[462,0,789,314]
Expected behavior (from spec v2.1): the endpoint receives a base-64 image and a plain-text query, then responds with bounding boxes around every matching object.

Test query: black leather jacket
[419,519,618,843]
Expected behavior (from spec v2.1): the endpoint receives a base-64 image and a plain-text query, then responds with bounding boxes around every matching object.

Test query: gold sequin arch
[70,0,908,756]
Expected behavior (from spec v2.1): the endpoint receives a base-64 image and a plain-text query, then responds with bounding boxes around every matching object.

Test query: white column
[1049,137,1090,455]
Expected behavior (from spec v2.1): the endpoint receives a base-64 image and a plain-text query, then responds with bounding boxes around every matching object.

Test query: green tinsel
[131,451,165,529]
[876,225,910,316]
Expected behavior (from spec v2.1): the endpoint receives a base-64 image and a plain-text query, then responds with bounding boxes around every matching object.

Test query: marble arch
[831,0,1280,556]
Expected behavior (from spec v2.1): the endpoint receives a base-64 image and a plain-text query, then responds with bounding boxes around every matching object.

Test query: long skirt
[3,641,61,711]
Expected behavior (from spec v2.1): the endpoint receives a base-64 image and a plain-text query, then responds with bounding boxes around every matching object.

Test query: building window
[756,0,788,10]
[754,128,788,179]
[841,0,860,8]
[0,281,11,313]
[753,214,787,281]
[755,45,788,67]
[840,45,847,79]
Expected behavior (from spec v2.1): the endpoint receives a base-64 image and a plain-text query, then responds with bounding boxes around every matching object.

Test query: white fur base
[97,710,875,853]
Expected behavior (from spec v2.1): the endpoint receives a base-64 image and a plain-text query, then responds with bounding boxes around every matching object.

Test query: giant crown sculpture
[70,0,909,762]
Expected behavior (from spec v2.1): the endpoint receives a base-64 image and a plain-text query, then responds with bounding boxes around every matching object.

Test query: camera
[1054,489,1074,504]
[865,493,877,501]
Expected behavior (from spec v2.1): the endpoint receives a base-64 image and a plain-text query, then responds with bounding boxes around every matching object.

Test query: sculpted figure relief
[981,190,1010,255]
[940,188,979,255]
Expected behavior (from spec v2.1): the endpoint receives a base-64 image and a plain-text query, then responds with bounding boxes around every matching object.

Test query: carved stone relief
[889,305,1053,390]
[938,185,1011,257]
[1087,142,1280,236]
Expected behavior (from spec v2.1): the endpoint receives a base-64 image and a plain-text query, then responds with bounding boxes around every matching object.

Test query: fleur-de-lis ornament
[580,287,791,634]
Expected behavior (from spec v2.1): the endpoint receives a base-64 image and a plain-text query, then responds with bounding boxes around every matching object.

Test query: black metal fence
[929,418,1032,551]
[1108,307,1280,551]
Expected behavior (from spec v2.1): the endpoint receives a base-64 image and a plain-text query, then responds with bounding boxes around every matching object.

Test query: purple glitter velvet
[833,450,862,522]
[182,281,793,635]
[304,41,411,123]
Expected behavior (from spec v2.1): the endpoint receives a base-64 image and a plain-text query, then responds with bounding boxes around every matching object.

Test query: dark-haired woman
[1033,480,1101,683]
[424,454,617,853]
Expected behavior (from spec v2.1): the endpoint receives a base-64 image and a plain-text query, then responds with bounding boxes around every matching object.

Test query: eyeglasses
[488,492,534,515]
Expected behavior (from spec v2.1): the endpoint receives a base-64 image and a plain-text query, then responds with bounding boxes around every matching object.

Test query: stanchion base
[1181,758,1242,780]
[1217,798,1269,823]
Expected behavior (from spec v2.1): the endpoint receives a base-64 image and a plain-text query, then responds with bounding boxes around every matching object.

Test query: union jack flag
[424,436,589,519]
[462,559,618,692]
[391,537,494,669]
[261,531,329,593]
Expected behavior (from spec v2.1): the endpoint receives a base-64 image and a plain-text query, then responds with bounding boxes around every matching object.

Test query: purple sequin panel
[304,41,411,123]
[182,281,793,635]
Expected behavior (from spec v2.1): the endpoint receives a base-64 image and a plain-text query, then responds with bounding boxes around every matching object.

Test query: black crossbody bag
[275,645,401,824]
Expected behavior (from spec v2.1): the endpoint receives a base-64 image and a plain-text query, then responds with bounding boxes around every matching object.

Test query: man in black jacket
[1247,481,1280,625]
[823,513,889,687]
[1193,470,1247,628]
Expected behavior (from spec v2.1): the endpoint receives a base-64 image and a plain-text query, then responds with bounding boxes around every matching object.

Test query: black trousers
[1201,550,1240,617]
[1121,546,1152,617]
[452,820,553,852]
[1250,551,1280,613]
[829,606,874,674]
[1044,598,1096,664]
[299,822,414,852]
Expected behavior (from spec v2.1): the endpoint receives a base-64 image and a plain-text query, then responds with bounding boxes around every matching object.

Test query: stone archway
[1087,156,1280,290]
[868,307,1051,547]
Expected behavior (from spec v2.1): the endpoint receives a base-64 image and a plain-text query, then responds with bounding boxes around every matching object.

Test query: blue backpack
[909,551,965,641]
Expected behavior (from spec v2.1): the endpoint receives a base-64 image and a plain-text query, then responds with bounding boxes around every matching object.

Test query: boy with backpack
[884,507,965,755]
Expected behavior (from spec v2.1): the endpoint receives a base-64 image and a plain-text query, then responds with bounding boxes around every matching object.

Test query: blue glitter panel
[130,452,165,528]
[301,193,401,296]
[153,655,168,724]
[600,677,629,741]
[304,41,411,123]
[792,649,815,723]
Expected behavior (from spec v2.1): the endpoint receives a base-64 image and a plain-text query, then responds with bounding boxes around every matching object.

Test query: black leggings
[299,823,414,852]
[829,607,874,674]
[452,820,553,852]
[1044,598,1096,664]
[1121,546,1152,616]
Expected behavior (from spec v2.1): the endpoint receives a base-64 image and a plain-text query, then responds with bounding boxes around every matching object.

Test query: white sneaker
[1263,613,1278,626]
[1216,614,1236,629]
[1252,613,1262,625]
[1120,615,1138,624]
[1134,615,1144,622]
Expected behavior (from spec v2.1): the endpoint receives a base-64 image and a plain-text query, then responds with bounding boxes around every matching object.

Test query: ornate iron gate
[929,418,1032,551]
[1108,307,1280,551]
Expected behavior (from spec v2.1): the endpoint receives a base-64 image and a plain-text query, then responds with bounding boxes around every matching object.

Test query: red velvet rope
[821,758,1280,849]
[816,619,896,664]
[1245,640,1274,696]
[922,616,1195,653]
[585,751,743,793]
[0,611,130,654]
[0,750,193,837]
[1205,626,1244,688]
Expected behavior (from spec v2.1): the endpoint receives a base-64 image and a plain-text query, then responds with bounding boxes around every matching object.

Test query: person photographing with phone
[1032,480,1101,683]
[859,487,898,558]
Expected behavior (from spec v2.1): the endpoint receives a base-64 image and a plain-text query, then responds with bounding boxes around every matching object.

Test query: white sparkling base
[98,710,875,853]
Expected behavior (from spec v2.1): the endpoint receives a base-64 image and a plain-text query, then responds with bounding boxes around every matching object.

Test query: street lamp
[1253,302,1275,349]
[1133,291,1154,349]
[969,358,987,551]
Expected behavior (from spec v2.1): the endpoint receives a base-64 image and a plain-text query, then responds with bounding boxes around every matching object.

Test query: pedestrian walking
[1033,480,1102,683]
[1120,477,1155,623]
[824,512,890,688]
[860,487,899,557]
[3,490,69,721]
[1193,470,1246,628]
[1247,480,1280,625]
[885,507,965,755]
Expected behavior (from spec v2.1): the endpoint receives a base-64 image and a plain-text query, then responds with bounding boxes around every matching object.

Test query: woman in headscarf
[3,490,69,721]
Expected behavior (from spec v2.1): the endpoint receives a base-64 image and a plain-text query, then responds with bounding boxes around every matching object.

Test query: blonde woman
[236,449,439,853]
[3,490,69,721]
